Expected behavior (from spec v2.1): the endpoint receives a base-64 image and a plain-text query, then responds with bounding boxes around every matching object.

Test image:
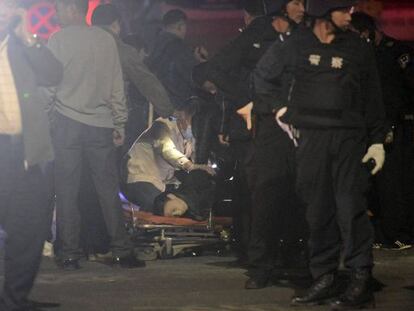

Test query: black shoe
[291,273,340,306]
[245,275,270,289]
[56,258,80,271]
[330,269,375,310]
[112,255,146,268]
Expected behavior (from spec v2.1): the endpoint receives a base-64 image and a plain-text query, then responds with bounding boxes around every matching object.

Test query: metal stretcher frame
[123,203,232,259]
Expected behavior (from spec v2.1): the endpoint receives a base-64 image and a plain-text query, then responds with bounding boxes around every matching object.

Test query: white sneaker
[42,241,54,257]
[383,240,412,251]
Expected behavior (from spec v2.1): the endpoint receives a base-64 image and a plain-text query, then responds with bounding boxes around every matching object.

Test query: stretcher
[122,202,232,260]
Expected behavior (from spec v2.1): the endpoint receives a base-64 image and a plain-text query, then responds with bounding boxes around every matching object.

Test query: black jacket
[108,31,174,118]
[254,28,386,144]
[7,33,63,166]
[207,16,279,109]
[146,31,197,109]
[375,35,414,124]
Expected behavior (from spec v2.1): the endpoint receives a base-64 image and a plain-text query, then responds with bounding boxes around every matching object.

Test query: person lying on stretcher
[123,102,216,219]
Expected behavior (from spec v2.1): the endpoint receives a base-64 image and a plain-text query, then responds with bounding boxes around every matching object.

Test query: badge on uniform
[309,54,321,66]
[398,53,410,69]
[253,43,261,49]
[331,57,344,69]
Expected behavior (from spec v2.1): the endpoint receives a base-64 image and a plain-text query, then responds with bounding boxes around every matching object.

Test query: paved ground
[23,248,414,311]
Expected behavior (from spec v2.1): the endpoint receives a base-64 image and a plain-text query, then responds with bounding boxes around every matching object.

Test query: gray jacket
[8,33,63,166]
[46,25,127,134]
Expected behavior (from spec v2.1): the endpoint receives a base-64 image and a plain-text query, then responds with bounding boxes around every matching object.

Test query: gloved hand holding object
[362,144,385,175]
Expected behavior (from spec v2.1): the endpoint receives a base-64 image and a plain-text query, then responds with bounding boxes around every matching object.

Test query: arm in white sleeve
[154,136,191,169]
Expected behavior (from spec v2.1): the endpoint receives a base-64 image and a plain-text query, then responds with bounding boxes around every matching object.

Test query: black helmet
[307,0,357,17]
[243,0,266,16]
[266,0,292,16]
[351,11,377,33]
[243,0,292,17]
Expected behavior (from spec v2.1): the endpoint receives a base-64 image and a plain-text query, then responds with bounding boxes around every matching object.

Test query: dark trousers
[124,182,162,212]
[247,116,307,276]
[402,120,414,240]
[52,113,132,260]
[230,140,253,260]
[295,129,374,279]
[371,125,410,243]
[78,160,110,255]
[0,136,50,310]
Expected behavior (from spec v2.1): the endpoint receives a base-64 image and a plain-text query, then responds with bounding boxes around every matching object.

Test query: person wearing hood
[258,0,386,308]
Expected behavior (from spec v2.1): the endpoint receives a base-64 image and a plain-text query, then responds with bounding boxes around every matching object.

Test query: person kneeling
[123,104,215,218]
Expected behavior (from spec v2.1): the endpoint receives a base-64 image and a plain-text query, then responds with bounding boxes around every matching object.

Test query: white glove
[275,107,298,146]
[362,144,385,175]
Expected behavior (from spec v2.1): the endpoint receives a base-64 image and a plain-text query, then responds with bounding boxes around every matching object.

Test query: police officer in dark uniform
[238,0,307,290]
[201,0,287,266]
[351,12,414,250]
[202,0,304,289]
[255,0,386,308]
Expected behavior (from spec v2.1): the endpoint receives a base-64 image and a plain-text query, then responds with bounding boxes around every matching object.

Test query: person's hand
[218,134,230,146]
[275,107,298,146]
[13,8,37,47]
[384,130,394,145]
[236,102,253,130]
[113,130,125,147]
[362,144,385,175]
[194,46,208,62]
[184,161,216,176]
[193,164,216,176]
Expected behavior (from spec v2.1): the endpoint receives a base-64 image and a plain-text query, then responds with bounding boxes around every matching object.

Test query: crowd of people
[0,0,413,310]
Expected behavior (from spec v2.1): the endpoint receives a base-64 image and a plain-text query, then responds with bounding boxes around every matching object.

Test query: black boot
[291,273,340,306]
[330,269,375,310]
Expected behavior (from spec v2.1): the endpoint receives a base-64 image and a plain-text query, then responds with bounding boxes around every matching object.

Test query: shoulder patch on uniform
[398,53,410,69]
[253,43,261,49]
